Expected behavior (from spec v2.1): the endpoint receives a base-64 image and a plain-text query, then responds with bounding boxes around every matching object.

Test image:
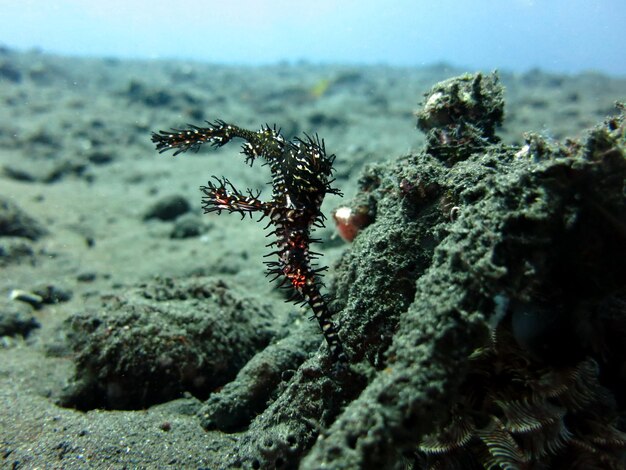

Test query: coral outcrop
[215,72,625,469]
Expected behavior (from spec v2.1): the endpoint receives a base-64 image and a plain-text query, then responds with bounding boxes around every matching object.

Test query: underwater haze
[1,0,625,75]
[2,0,626,469]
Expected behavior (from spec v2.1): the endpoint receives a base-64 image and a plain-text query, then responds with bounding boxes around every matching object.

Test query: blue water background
[1,0,624,75]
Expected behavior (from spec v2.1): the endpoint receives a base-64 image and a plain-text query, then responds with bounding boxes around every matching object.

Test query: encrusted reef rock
[57,276,276,410]
[196,72,625,469]
[198,319,321,433]
[305,73,626,469]
[416,72,504,163]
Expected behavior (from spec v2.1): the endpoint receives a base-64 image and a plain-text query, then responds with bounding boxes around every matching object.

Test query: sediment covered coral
[206,73,626,469]
[58,277,276,410]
